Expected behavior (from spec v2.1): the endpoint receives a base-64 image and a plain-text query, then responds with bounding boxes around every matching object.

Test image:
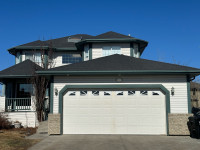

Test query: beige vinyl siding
[53,75,188,114]
[53,52,65,67]
[92,43,130,59]
[0,96,5,112]
[0,97,37,127]
[4,112,38,127]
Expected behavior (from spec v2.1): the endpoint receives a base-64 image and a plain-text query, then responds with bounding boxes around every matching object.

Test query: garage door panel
[63,89,166,135]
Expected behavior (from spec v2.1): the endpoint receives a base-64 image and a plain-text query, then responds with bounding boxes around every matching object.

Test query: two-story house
[0,31,200,136]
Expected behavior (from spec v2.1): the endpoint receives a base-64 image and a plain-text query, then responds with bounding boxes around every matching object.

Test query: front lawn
[0,128,40,150]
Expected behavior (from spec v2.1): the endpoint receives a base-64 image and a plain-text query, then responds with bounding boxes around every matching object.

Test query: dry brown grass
[0,128,40,150]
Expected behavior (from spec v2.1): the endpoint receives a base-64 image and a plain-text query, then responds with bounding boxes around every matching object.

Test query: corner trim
[89,43,92,60]
[82,51,84,61]
[130,43,133,57]
[58,84,170,135]
[187,77,191,113]
[19,51,22,63]
[50,77,54,113]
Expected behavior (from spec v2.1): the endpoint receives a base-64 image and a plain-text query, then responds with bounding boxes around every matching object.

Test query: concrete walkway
[28,135,200,150]
[26,121,48,140]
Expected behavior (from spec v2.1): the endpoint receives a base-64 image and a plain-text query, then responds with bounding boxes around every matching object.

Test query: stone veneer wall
[168,113,192,135]
[48,114,60,135]
[48,113,193,135]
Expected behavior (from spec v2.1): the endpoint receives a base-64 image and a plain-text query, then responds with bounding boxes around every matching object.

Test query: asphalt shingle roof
[91,31,134,39]
[47,54,200,72]
[19,34,94,48]
[0,60,43,77]
[9,31,147,50]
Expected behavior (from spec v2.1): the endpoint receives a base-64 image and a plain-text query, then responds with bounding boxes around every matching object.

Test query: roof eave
[76,38,148,45]
[0,75,33,78]
[8,46,78,55]
[36,70,200,76]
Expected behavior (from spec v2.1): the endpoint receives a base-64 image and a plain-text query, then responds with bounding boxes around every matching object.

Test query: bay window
[25,52,41,63]
[102,46,121,57]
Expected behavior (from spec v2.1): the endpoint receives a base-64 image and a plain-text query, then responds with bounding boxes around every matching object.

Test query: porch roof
[0,60,43,78]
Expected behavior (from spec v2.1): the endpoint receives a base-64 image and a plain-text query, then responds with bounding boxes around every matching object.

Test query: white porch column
[0,84,6,112]
[0,96,5,112]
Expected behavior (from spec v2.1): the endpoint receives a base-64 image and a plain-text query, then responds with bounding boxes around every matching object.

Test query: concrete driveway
[29,135,200,150]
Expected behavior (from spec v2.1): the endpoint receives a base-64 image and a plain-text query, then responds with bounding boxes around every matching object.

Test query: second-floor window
[102,46,121,57]
[25,52,41,63]
[16,52,20,64]
[62,54,82,64]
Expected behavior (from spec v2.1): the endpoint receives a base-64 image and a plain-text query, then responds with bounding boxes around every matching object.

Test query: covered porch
[0,60,49,127]
[1,79,34,112]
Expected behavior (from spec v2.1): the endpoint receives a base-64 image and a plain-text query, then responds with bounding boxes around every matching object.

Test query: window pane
[116,91,123,96]
[17,84,33,98]
[128,91,135,96]
[62,54,82,64]
[102,47,111,56]
[84,46,89,60]
[16,52,20,64]
[140,91,148,95]
[34,53,41,63]
[92,91,99,96]
[102,46,121,56]
[111,46,121,54]
[80,91,87,96]
[25,52,33,61]
[104,91,111,96]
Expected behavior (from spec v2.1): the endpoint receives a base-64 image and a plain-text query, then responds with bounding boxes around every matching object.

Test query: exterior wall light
[55,88,58,96]
[171,87,175,96]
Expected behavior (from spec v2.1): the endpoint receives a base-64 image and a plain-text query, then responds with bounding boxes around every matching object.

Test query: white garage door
[63,89,166,135]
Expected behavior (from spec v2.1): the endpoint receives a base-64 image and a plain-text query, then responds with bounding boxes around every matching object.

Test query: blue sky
[0,0,200,79]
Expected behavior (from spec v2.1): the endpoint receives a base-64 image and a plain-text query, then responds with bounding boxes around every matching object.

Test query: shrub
[0,113,12,129]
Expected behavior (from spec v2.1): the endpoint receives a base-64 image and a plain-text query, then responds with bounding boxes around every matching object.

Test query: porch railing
[5,98,32,111]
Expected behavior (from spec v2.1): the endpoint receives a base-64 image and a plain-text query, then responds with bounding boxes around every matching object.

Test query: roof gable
[0,60,43,77]
[91,31,134,39]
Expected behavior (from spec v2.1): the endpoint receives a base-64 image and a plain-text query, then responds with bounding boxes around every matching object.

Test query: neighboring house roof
[0,60,43,78]
[8,31,148,55]
[37,54,200,76]
[191,82,200,90]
